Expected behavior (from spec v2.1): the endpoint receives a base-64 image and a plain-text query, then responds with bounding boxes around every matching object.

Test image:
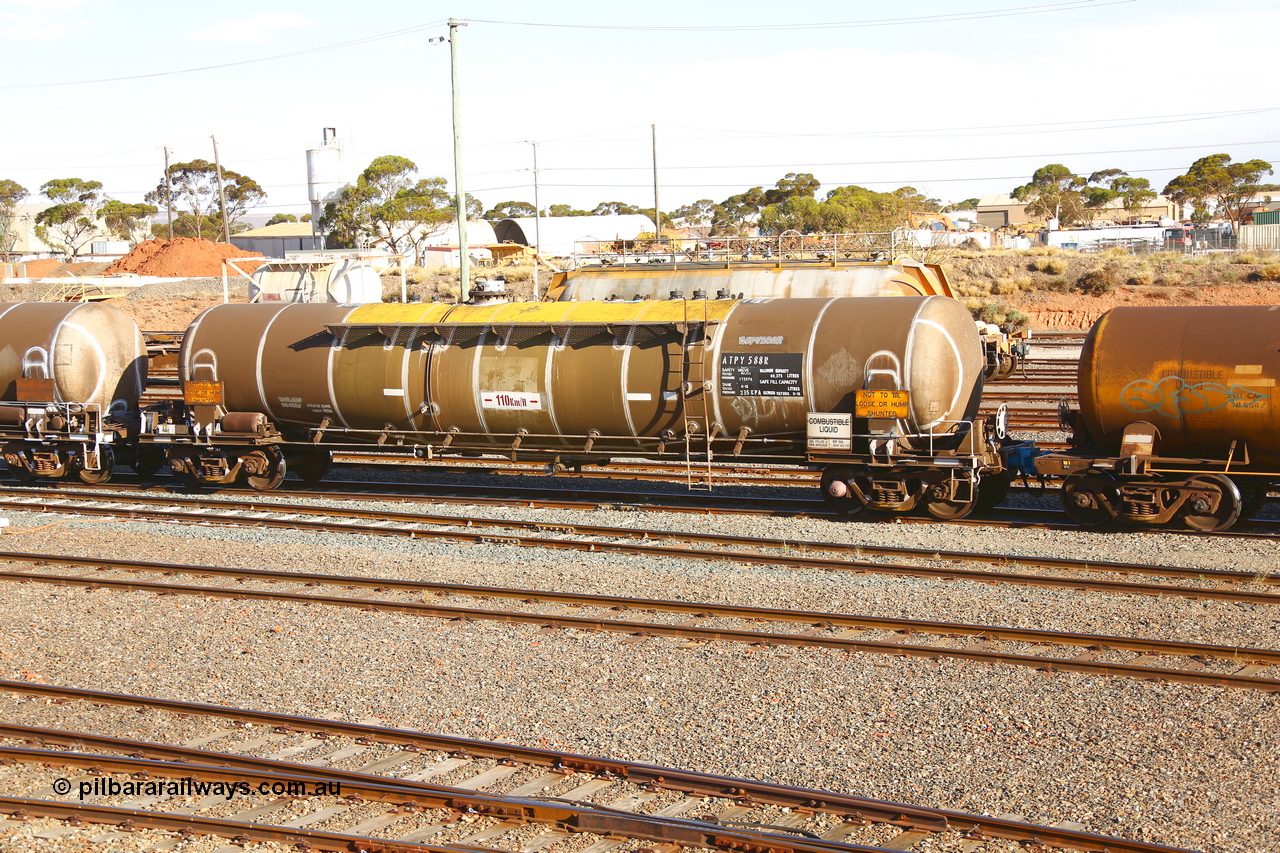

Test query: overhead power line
[472,1,1134,31]
[0,20,447,90]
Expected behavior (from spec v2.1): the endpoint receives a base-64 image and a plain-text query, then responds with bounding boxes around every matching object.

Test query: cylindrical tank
[0,302,146,419]
[181,296,982,454]
[1079,306,1280,467]
[545,261,952,302]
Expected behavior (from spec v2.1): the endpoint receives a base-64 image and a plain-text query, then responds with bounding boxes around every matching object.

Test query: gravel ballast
[0,493,1275,852]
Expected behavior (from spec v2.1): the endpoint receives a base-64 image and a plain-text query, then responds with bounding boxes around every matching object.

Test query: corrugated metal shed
[1253,209,1280,226]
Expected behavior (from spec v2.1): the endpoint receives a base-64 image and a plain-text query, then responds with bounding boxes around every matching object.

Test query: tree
[670,199,716,227]
[711,187,765,235]
[1011,164,1087,225]
[547,204,589,217]
[320,155,452,260]
[144,159,266,240]
[484,201,537,220]
[1163,154,1275,227]
[590,201,642,216]
[100,200,159,248]
[266,213,298,225]
[456,193,484,220]
[0,179,29,259]
[34,178,104,260]
[758,185,935,235]
[762,173,820,206]
[942,198,980,212]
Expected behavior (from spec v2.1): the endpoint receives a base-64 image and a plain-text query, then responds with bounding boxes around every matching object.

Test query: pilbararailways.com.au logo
[51,776,341,801]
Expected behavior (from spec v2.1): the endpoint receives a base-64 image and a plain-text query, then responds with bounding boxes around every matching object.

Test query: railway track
[0,486,1276,601]
[3,468,1274,536]
[0,681,1200,852]
[3,552,1278,690]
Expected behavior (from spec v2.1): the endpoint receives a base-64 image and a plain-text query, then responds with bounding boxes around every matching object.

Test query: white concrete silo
[306,128,347,245]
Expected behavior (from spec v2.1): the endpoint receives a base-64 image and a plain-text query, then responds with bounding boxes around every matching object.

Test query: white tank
[249,258,383,304]
[322,258,383,303]
[306,128,346,223]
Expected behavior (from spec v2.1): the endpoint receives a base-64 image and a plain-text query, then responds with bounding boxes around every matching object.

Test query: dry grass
[500,265,533,282]
[1256,264,1280,282]
[1028,257,1068,274]
[1076,262,1123,295]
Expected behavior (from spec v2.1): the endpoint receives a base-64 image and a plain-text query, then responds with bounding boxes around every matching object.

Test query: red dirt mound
[102,238,263,277]
[20,259,61,278]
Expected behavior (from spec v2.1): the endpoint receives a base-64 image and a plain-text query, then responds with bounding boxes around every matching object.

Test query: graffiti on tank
[1120,376,1269,415]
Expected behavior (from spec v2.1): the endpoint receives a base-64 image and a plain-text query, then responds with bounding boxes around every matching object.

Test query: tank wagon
[0,302,148,484]
[1034,305,1280,532]
[141,295,1017,517]
[544,259,1029,381]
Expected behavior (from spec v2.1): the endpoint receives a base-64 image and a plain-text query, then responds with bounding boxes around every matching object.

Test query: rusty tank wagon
[544,259,1029,381]
[1034,305,1280,532]
[0,302,148,484]
[147,296,1019,518]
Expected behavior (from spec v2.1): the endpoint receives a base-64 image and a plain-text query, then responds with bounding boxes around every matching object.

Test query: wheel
[994,353,1016,381]
[3,443,34,484]
[923,494,976,520]
[291,449,332,484]
[77,446,114,485]
[922,478,977,520]
[131,447,165,477]
[242,446,287,491]
[819,466,864,515]
[1061,472,1118,527]
[1179,473,1242,533]
[1232,478,1270,520]
[975,471,1012,510]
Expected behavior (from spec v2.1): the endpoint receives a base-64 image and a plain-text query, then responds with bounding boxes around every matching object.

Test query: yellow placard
[855,389,909,418]
[183,380,225,405]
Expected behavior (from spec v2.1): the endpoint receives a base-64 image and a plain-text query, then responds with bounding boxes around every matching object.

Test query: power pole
[448,18,470,302]
[651,124,661,244]
[211,135,230,244]
[162,146,173,240]
[525,139,542,300]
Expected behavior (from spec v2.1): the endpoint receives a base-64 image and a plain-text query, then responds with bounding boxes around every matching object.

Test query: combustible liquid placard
[807,412,852,450]
[854,389,910,418]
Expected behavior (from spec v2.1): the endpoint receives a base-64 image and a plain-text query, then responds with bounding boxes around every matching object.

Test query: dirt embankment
[943,250,1280,330]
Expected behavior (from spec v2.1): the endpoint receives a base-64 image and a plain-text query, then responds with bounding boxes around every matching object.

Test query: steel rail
[0,746,903,853]
[4,564,1279,689]
[1,488,1276,592]
[0,683,1198,853]
[0,796,492,853]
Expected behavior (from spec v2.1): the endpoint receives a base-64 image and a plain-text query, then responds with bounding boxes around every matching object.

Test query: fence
[1240,224,1280,253]
[569,232,906,268]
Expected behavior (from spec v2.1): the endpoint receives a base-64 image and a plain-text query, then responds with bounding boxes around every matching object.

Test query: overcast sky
[4,0,1277,218]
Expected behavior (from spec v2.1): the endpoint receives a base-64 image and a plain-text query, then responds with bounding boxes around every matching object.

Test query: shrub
[1154,270,1185,287]
[1029,257,1067,274]
[501,265,533,282]
[1127,269,1154,287]
[969,301,1030,333]
[1076,262,1122,295]
[1257,264,1280,282]
[1233,252,1261,265]
[992,277,1019,295]
[404,265,431,284]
